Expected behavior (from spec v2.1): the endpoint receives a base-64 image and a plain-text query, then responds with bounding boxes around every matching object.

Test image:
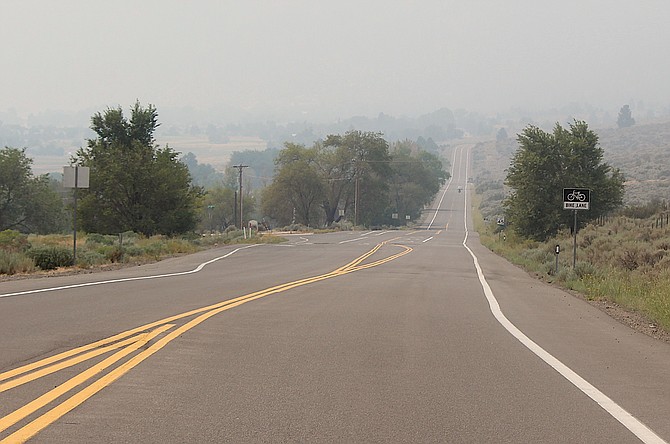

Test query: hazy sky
[2,0,669,122]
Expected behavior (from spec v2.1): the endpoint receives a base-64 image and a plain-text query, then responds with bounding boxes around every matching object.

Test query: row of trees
[1,104,204,237]
[261,131,447,228]
[2,103,626,244]
[2,105,448,238]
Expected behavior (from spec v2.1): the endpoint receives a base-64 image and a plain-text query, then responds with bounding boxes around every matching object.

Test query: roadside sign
[563,188,591,269]
[563,188,590,210]
[63,166,90,188]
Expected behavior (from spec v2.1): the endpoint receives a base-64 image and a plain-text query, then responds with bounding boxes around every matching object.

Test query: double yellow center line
[0,239,411,443]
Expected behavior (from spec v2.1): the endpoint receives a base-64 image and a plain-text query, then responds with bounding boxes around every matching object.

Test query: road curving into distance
[1,144,669,443]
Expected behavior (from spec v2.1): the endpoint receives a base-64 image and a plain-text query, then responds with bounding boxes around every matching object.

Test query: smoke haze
[2,0,669,122]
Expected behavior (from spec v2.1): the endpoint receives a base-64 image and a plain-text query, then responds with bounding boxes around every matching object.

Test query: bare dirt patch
[589,299,670,344]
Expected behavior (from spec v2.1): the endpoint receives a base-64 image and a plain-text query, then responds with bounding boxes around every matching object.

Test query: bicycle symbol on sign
[566,190,587,202]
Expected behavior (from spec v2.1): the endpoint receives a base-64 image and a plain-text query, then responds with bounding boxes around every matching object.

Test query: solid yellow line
[1,242,412,442]
[340,237,404,272]
[336,243,383,272]
[2,241,400,385]
[0,266,362,383]
[0,329,149,383]
[346,245,413,271]
[0,325,173,436]
[0,333,151,393]
[0,309,219,383]
[3,247,401,442]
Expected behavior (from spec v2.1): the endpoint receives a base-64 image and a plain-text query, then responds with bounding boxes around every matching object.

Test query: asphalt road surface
[1,145,669,443]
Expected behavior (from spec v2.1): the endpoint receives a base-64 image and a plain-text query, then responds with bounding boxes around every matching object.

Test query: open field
[157,135,267,171]
[28,135,267,175]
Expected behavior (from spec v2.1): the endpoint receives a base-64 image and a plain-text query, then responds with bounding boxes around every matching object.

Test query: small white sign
[63,166,90,188]
[564,201,589,210]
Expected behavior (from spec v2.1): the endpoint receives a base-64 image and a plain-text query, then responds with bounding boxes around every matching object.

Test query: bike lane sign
[563,188,590,210]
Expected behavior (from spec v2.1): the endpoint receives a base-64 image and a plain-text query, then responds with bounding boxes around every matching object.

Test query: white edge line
[422,237,433,243]
[427,146,460,230]
[339,237,368,244]
[460,147,666,444]
[0,245,260,299]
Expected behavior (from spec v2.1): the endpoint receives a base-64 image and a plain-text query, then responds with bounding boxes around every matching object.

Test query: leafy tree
[199,185,236,232]
[496,127,509,142]
[617,104,635,128]
[228,148,279,190]
[260,132,448,229]
[504,121,624,241]
[386,141,447,224]
[0,147,66,233]
[181,152,224,188]
[319,131,392,226]
[261,143,324,227]
[416,136,440,152]
[75,103,202,236]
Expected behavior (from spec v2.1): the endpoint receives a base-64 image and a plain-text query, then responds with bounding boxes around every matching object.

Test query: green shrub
[0,250,35,274]
[0,230,30,253]
[120,231,139,241]
[520,248,551,265]
[574,261,596,279]
[85,233,118,246]
[165,239,198,255]
[143,243,164,260]
[106,246,125,263]
[555,266,576,283]
[28,246,74,270]
[90,244,123,262]
[75,250,106,268]
[283,224,308,232]
[124,245,145,257]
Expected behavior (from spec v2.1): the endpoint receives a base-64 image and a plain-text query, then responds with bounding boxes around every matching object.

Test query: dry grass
[1,230,285,276]
[157,135,267,171]
[478,214,670,332]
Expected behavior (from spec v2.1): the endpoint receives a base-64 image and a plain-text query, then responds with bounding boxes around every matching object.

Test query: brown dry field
[31,136,268,175]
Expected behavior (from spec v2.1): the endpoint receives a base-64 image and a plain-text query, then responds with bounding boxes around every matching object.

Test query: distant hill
[471,120,670,221]
[597,121,670,205]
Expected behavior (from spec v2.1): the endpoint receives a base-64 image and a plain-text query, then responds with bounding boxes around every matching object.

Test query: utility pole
[352,157,360,228]
[354,175,359,227]
[233,164,248,229]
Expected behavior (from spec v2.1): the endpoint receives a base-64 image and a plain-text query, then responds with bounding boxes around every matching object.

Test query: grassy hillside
[472,121,670,217]
[597,122,670,205]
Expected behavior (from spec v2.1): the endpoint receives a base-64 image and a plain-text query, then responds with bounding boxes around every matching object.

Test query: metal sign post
[563,188,590,269]
[63,166,90,264]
